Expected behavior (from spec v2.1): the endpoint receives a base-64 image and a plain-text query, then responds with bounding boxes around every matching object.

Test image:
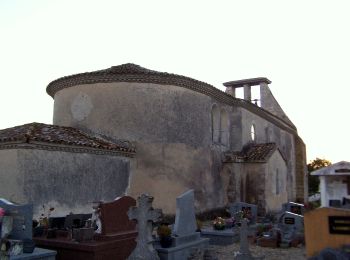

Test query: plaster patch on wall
[71,92,93,121]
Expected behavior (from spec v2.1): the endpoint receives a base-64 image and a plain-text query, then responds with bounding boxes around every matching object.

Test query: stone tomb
[0,198,56,259]
[229,202,258,225]
[200,227,239,246]
[0,198,33,241]
[34,196,137,260]
[278,211,304,247]
[156,190,209,260]
[282,202,305,215]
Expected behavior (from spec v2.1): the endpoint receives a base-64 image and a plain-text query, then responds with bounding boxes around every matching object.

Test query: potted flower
[213,217,225,230]
[157,224,172,248]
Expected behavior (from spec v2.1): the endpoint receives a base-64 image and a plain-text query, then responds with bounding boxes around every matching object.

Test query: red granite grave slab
[96,196,137,241]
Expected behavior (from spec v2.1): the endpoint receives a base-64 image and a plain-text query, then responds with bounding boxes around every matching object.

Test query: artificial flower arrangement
[225,217,235,228]
[0,207,5,217]
[0,207,7,239]
[213,217,226,230]
[242,208,252,220]
[38,205,55,227]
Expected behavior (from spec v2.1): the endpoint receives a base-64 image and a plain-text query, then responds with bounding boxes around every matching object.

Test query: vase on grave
[213,217,226,230]
[157,224,172,248]
[160,236,172,248]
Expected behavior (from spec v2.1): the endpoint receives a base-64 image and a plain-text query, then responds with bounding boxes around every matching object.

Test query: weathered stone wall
[51,81,302,213]
[4,149,131,217]
[294,136,307,202]
[127,143,229,213]
[260,84,293,126]
[53,82,231,213]
[0,149,24,203]
[243,163,266,214]
[265,151,288,212]
[53,83,213,146]
[239,107,296,201]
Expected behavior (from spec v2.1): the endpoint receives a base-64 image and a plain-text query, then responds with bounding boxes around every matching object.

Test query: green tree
[307,158,331,195]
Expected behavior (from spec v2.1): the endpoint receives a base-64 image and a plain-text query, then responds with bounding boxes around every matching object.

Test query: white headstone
[173,190,197,237]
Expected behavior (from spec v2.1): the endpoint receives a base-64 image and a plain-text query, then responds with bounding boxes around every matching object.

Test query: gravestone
[156,190,209,260]
[93,196,138,259]
[128,194,162,260]
[99,196,136,239]
[282,202,305,215]
[234,219,264,260]
[278,211,304,233]
[0,199,33,240]
[229,202,258,225]
[278,211,304,247]
[0,199,57,259]
[173,190,197,237]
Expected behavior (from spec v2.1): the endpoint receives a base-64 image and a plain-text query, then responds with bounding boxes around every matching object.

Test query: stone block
[201,228,239,245]
[155,237,209,260]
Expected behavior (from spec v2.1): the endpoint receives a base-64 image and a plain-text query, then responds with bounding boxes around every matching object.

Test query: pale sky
[1,1,349,163]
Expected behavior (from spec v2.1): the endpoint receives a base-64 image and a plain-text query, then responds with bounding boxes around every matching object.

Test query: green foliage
[307,158,331,195]
[157,225,171,237]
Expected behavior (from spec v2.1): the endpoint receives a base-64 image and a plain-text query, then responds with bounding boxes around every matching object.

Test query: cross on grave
[235,219,264,260]
[127,194,162,260]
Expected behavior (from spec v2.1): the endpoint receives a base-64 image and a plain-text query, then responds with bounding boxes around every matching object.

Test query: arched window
[276,169,280,195]
[211,105,220,143]
[250,124,256,141]
[220,109,229,145]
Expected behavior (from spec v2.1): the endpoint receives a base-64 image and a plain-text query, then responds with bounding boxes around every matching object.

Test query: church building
[0,64,307,216]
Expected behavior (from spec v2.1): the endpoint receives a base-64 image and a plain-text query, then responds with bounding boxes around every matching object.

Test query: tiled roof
[46,63,213,98]
[45,63,297,133]
[224,143,280,163]
[0,123,135,157]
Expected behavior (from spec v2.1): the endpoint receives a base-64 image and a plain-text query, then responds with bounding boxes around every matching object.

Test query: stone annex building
[0,64,307,216]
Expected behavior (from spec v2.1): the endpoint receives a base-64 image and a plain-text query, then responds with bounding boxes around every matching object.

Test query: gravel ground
[208,243,306,260]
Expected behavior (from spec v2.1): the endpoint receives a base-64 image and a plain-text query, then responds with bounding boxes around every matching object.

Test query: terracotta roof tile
[224,143,278,163]
[0,123,135,156]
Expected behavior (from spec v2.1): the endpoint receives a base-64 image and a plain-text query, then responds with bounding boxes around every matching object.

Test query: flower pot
[160,236,172,248]
[213,225,225,230]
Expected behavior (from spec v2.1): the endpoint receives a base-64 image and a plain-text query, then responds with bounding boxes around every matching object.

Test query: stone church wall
[0,148,131,217]
[51,80,302,213]
[238,108,296,201]
[52,82,228,213]
[265,151,288,212]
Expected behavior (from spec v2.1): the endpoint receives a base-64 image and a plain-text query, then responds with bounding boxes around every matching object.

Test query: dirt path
[208,244,306,260]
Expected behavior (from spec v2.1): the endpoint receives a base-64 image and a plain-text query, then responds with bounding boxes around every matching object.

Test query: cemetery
[1,189,350,259]
[0,190,317,260]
